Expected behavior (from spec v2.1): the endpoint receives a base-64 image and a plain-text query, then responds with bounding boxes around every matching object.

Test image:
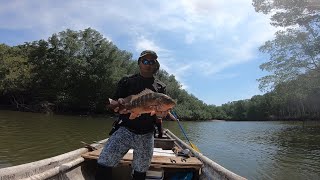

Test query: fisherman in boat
[95,50,169,180]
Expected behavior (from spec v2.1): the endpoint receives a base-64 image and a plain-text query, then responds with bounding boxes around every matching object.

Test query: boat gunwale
[165,129,247,180]
[0,139,107,180]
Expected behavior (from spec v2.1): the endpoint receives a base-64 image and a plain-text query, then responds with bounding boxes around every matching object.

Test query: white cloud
[124,0,277,84]
[0,0,275,46]
[133,36,192,89]
[133,36,192,84]
[193,14,276,76]
[134,36,162,53]
[115,0,276,78]
[0,0,277,100]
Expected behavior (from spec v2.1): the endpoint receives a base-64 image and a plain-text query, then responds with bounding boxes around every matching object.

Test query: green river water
[0,110,319,180]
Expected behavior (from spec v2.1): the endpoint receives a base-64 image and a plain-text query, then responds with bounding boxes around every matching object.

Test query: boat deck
[0,129,247,180]
[82,147,203,170]
[81,137,203,179]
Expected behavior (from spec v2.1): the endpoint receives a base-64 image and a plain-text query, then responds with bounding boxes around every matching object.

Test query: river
[0,110,319,180]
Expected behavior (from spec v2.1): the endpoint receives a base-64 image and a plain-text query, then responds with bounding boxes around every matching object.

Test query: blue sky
[0,0,277,106]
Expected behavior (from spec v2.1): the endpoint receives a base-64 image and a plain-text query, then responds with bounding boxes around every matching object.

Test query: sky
[0,0,278,106]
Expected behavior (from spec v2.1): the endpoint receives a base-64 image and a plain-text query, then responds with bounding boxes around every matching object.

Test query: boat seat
[82,148,203,170]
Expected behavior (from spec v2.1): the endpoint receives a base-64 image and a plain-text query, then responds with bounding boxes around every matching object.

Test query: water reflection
[1,110,320,180]
[0,110,114,167]
[266,125,320,180]
[165,121,320,180]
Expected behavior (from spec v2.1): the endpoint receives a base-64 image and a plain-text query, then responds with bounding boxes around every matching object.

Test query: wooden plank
[82,148,202,169]
[154,139,175,150]
[87,149,102,157]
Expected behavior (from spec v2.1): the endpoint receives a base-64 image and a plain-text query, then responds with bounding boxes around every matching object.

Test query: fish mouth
[167,106,175,112]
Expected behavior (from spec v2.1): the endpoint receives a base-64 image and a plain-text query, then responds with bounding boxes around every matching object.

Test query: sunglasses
[141,59,156,65]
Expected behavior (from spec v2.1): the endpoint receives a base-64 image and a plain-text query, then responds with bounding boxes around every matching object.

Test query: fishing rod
[169,111,200,152]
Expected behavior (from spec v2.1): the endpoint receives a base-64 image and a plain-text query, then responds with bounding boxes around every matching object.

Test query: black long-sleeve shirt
[114,74,166,134]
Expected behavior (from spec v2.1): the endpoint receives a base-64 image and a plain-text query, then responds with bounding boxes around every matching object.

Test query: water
[0,110,320,180]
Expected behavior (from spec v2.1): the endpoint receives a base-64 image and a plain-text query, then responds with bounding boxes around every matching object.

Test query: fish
[108,88,176,119]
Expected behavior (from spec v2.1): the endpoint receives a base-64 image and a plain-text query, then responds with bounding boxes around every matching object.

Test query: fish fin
[107,98,119,110]
[129,113,138,120]
[129,89,154,102]
[109,98,118,105]
[124,95,134,103]
[137,88,154,96]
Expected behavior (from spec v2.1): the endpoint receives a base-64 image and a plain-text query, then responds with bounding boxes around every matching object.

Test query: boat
[0,129,246,180]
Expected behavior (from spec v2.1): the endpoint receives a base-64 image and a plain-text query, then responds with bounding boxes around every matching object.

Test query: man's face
[139,54,158,75]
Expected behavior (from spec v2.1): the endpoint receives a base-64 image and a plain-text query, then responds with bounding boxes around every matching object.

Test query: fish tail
[109,98,118,105]
[107,98,119,110]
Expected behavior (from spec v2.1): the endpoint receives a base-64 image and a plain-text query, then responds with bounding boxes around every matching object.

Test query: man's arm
[114,77,129,99]
[110,77,131,114]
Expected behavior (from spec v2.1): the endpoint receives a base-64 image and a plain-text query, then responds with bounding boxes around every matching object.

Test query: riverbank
[1,108,319,122]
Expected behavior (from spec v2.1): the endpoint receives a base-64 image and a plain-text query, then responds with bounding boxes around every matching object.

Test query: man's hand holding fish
[113,98,130,114]
[107,89,176,119]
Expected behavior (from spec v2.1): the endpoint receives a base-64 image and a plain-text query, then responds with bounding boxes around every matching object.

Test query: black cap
[139,50,158,59]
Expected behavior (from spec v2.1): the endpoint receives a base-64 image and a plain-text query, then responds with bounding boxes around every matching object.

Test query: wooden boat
[0,129,246,180]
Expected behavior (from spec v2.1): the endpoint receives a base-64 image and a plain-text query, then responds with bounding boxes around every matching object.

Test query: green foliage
[0,29,135,113]
[2,26,318,121]
[0,28,226,120]
[0,44,33,93]
[253,0,320,90]
[221,0,320,121]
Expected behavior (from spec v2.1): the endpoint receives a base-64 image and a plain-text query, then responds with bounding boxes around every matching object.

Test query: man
[95,50,167,180]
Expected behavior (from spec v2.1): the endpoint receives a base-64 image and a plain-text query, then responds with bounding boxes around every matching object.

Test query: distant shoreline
[0,109,319,122]
[208,119,226,122]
